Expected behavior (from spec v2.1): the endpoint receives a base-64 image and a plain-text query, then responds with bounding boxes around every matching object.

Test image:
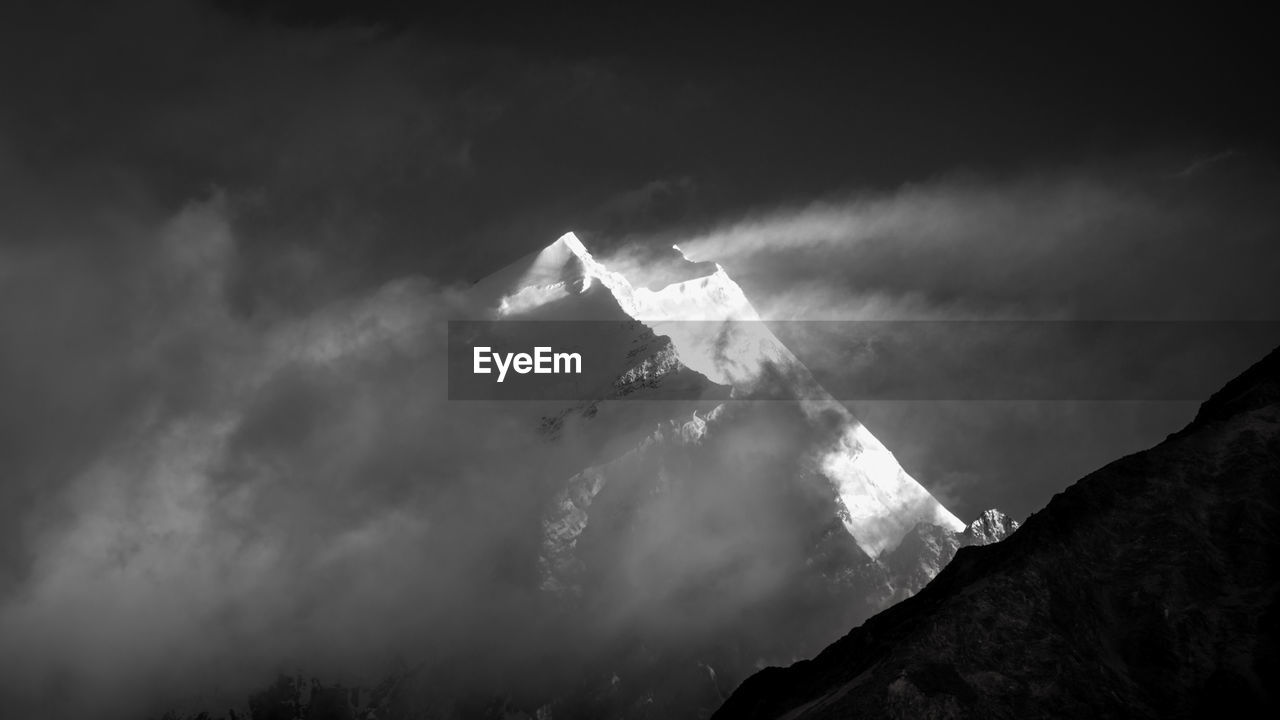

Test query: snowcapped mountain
[475,232,965,560]
[454,232,1015,718]
[168,231,1016,720]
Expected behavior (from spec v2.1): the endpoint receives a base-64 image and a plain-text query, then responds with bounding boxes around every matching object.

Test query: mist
[0,194,863,719]
[615,157,1280,521]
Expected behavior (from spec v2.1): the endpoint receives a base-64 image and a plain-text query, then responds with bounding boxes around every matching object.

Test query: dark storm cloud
[0,191,585,717]
[8,1,1275,301]
[0,0,708,309]
[0,4,590,706]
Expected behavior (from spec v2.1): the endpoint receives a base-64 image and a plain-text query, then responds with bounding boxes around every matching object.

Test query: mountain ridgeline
[714,345,1280,719]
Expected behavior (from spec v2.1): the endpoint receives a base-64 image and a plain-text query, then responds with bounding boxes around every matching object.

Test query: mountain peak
[965,508,1019,544]
[472,232,967,559]
[556,230,591,258]
[549,231,601,271]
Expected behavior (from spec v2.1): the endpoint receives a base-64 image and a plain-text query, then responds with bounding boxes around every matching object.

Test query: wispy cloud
[676,158,1280,322]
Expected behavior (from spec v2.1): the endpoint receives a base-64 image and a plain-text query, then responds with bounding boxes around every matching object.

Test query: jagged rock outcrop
[964,507,1018,545]
[880,509,1019,601]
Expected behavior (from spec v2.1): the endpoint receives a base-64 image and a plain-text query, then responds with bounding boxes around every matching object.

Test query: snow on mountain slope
[473,232,963,558]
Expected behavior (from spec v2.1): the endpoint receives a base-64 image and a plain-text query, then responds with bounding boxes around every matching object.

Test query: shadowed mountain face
[714,346,1280,719]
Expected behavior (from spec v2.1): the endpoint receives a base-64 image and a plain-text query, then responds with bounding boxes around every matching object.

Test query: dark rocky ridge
[714,346,1280,719]
[880,510,1019,603]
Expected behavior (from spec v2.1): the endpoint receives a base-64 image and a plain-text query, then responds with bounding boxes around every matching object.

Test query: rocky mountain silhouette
[713,345,1280,719]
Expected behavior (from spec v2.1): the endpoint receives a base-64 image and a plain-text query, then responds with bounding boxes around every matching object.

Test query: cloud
[1173,149,1237,178]
[0,190,849,719]
[0,7,777,715]
[0,180,568,715]
[647,156,1280,522]
[677,156,1280,322]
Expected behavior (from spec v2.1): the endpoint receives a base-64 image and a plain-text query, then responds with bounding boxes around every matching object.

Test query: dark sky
[4,1,1276,298]
[1,2,1278,716]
